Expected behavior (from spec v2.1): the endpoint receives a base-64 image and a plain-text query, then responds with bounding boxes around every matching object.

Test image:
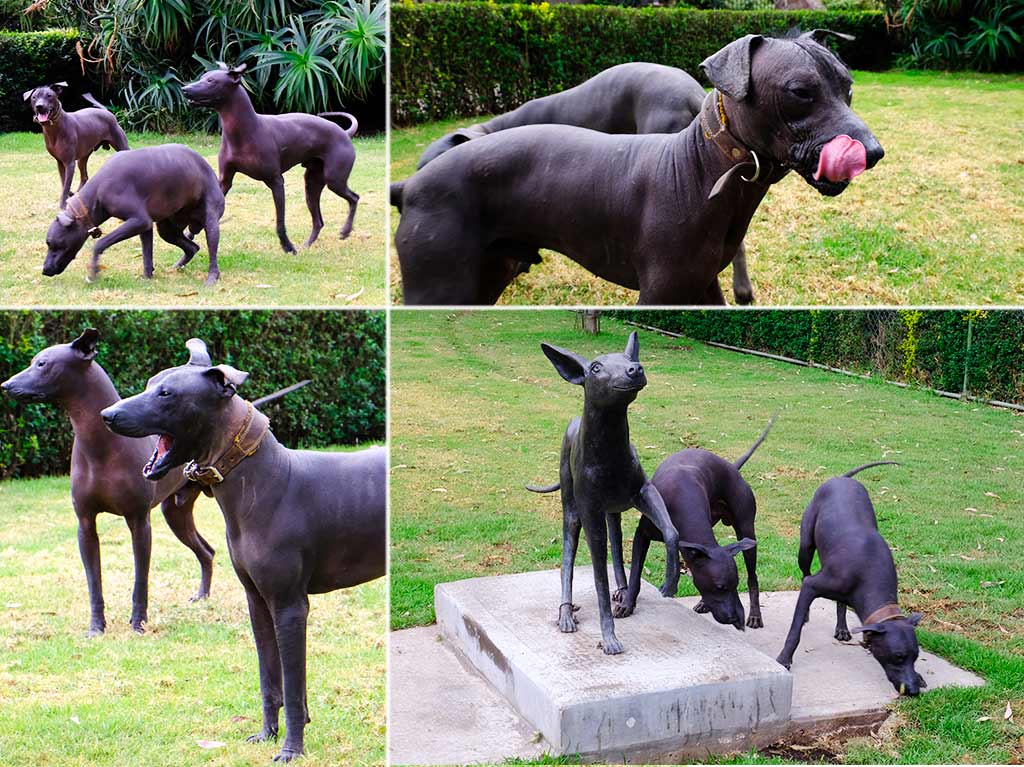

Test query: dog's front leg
[731,243,754,305]
[581,507,623,655]
[272,596,310,762]
[76,156,89,190]
[266,176,297,254]
[834,601,852,641]
[74,509,106,636]
[59,159,75,208]
[88,216,152,282]
[244,587,283,745]
[606,513,628,605]
[123,511,151,633]
[776,576,824,669]
[635,483,679,597]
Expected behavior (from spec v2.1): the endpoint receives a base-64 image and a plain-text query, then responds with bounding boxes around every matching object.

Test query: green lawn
[389,310,1024,763]
[0,461,385,766]
[0,131,386,307]
[389,71,1024,306]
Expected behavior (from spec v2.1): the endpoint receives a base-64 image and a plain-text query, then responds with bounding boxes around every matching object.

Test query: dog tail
[843,461,900,478]
[82,92,108,111]
[526,481,560,493]
[390,181,405,211]
[253,379,311,408]
[319,111,359,138]
[733,412,777,471]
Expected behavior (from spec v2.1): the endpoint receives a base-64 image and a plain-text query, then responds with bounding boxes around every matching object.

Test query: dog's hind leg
[161,492,215,601]
[302,160,326,248]
[76,157,89,191]
[480,241,539,303]
[732,484,763,628]
[157,219,200,269]
[607,513,628,605]
[324,153,358,240]
[124,511,152,633]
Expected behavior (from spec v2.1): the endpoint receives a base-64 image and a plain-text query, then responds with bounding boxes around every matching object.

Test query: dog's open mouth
[34,106,53,123]
[143,435,175,479]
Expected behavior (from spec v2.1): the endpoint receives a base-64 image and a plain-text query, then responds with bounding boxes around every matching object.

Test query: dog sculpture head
[700,31,884,196]
[182,63,248,107]
[541,331,647,408]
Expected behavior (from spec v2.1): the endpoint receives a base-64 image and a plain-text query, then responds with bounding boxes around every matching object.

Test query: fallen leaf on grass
[985,492,1001,498]
[1006,701,1014,722]
[175,291,198,298]
[196,740,225,749]
[70,715,80,725]
[980,580,1006,588]
[959,554,976,561]
[431,487,447,493]
[342,287,365,303]
[977,716,992,722]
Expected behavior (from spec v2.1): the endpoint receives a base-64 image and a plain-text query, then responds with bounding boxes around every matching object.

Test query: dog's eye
[847,88,853,104]
[789,86,814,101]
[590,363,602,373]
[158,389,171,398]
[36,360,46,368]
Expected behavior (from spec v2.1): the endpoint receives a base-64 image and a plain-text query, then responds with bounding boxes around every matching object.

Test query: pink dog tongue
[36,114,47,123]
[814,134,867,182]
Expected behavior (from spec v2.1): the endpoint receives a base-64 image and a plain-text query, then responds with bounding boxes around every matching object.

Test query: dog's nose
[864,137,884,169]
[100,408,116,426]
[0,380,11,392]
[626,364,643,377]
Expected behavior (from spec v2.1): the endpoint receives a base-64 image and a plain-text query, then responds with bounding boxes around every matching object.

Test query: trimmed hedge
[616,310,1024,405]
[391,3,890,124]
[0,29,90,133]
[0,310,386,480]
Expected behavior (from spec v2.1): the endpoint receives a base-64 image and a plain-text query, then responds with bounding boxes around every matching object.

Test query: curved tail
[843,461,900,478]
[526,481,560,493]
[253,379,311,408]
[319,111,358,138]
[733,413,777,471]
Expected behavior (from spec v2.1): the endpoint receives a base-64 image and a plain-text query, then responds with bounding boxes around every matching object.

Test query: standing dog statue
[24,82,129,208]
[41,144,225,284]
[616,416,774,630]
[415,62,754,305]
[101,340,386,761]
[775,462,928,696]
[392,31,883,305]
[527,331,680,655]
[183,63,360,253]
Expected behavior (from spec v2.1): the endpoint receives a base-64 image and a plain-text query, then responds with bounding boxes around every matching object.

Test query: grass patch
[389,310,1024,762]
[389,70,1024,306]
[0,461,385,766]
[0,131,386,307]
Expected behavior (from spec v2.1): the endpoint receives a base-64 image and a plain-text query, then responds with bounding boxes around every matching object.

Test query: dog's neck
[578,400,632,469]
[216,88,261,138]
[63,363,120,440]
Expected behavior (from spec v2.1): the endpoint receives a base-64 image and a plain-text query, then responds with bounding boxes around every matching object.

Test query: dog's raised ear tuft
[805,29,856,45]
[541,342,589,386]
[203,364,249,397]
[724,538,757,557]
[23,88,36,102]
[228,63,247,80]
[624,331,640,362]
[70,328,100,360]
[185,338,212,367]
[50,81,67,94]
[700,34,764,101]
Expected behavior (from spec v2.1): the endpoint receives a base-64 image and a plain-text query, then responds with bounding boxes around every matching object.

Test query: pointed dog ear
[724,538,757,557]
[185,338,212,367]
[217,61,229,70]
[50,81,67,93]
[228,63,247,80]
[70,328,100,360]
[23,88,36,101]
[56,210,74,227]
[541,342,589,386]
[624,331,640,362]
[203,364,249,397]
[679,540,711,559]
[907,612,923,626]
[805,29,856,45]
[700,34,764,101]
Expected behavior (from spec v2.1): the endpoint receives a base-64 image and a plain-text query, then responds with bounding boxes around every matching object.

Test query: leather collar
[66,195,102,238]
[863,602,904,626]
[699,89,787,199]
[184,401,270,487]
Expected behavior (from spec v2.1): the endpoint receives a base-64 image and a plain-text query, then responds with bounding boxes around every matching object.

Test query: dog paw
[693,600,710,614]
[557,604,579,633]
[612,601,635,619]
[272,748,303,763]
[189,591,210,603]
[204,273,220,287]
[659,580,679,598]
[130,619,146,634]
[246,728,279,744]
[834,628,852,642]
[747,614,764,629]
[775,656,792,670]
[612,588,627,604]
[599,635,624,655]
[86,625,105,638]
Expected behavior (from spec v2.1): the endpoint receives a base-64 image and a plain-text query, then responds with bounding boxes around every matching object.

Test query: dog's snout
[627,364,643,378]
[100,408,117,426]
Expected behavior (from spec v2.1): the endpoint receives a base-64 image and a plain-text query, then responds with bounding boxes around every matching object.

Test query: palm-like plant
[315,0,387,100]
[254,15,341,113]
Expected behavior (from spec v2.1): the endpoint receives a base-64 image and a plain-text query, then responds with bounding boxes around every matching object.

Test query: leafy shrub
[615,310,1024,404]
[0,310,386,480]
[391,3,890,125]
[896,0,1023,70]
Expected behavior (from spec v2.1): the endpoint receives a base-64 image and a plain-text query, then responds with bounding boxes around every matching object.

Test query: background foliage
[2,0,386,132]
[617,309,1024,404]
[894,0,1023,70]
[0,310,386,480]
[391,3,890,124]
[0,29,84,132]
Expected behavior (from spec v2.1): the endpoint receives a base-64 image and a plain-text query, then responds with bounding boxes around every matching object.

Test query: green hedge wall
[0,310,386,480]
[391,3,890,124]
[617,310,1024,405]
[0,30,90,133]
